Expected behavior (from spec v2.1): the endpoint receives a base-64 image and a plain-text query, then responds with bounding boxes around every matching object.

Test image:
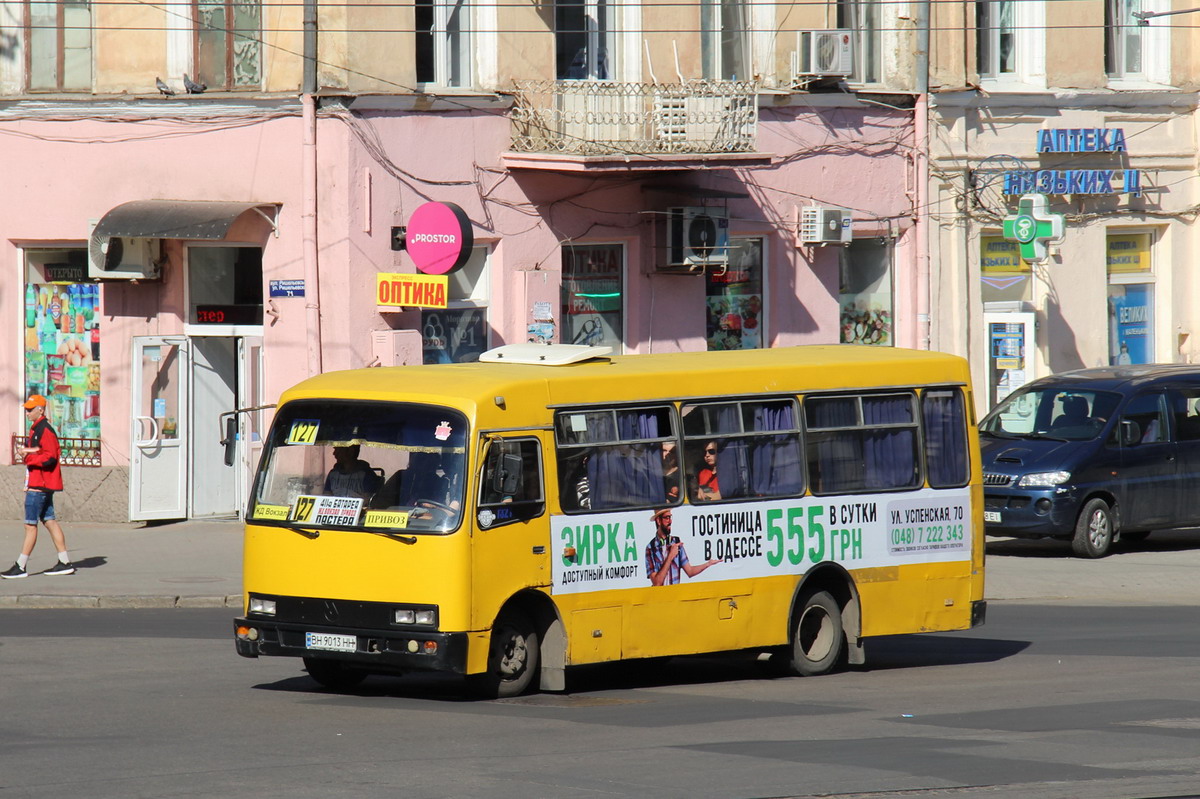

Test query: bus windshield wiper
[366,530,418,545]
[981,429,1019,439]
[283,525,321,539]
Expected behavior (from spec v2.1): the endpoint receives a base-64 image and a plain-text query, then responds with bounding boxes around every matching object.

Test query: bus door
[472,435,549,623]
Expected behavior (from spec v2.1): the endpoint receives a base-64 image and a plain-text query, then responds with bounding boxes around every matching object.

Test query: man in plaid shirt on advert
[645,508,720,586]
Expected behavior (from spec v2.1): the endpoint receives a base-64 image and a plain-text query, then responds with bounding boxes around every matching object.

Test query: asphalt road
[1,527,1198,798]
[1,599,1198,799]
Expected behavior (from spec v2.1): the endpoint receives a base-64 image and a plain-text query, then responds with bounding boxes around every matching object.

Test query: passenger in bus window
[662,443,680,502]
[645,508,719,586]
[693,441,721,502]
[323,445,382,499]
[571,451,590,506]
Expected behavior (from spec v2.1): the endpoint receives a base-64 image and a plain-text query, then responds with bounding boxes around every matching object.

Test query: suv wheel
[1072,498,1114,558]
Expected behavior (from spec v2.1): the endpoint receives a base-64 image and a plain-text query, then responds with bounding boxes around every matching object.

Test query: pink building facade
[1,95,916,521]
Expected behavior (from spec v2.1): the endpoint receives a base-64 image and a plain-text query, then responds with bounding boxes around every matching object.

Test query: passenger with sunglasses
[694,441,721,502]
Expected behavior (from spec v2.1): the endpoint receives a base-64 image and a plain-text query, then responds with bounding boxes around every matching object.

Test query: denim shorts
[24,490,55,525]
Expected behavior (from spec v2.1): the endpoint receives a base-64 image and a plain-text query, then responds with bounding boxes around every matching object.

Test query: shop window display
[562,243,623,352]
[979,236,1032,305]
[423,246,489,364]
[706,238,763,351]
[22,250,101,466]
[839,239,893,346]
[1106,232,1154,365]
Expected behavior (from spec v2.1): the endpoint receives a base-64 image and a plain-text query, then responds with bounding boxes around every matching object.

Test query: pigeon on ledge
[155,77,174,96]
[183,73,207,94]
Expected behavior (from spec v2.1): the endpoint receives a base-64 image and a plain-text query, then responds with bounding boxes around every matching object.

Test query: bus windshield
[980,387,1121,442]
[250,400,468,533]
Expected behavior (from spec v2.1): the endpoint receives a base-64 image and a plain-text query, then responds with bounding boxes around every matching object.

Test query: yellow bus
[234,344,985,697]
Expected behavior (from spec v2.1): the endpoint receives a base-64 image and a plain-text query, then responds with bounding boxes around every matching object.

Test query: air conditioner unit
[799,206,853,245]
[792,30,854,78]
[86,233,160,280]
[666,207,730,269]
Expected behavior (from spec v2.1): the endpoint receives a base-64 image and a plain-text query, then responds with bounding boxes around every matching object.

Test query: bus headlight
[393,606,438,627]
[1018,471,1071,488]
[248,597,277,616]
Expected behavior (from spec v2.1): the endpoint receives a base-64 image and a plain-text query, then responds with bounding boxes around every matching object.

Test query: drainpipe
[914,0,931,351]
[302,0,323,375]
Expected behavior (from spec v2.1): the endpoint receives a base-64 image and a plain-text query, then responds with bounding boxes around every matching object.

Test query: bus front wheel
[788,591,845,677]
[303,657,367,690]
[471,610,539,699]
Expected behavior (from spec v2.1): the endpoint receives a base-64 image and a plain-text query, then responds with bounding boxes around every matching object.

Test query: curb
[0,594,241,609]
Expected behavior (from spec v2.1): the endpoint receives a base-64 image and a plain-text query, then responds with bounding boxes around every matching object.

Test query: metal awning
[93,200,279,240]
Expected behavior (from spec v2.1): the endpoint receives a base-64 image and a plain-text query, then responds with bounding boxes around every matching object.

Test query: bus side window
[922,388,968,488]
[806,392,920,494]
[680,399,803,502]
[479,438,545,526]
[558,449,593,511]
[554,405,676,512]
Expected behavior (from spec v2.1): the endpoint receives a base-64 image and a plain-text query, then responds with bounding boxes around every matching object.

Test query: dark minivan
[978,364,1200,557]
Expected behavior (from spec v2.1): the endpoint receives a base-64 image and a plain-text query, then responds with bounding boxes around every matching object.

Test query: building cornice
[932,88,1199,112]
[0,95,305,120]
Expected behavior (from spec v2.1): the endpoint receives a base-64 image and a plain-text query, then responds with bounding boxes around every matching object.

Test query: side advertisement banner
[550,488,972,595]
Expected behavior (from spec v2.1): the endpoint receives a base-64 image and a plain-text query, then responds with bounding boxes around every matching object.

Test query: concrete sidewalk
[0,519,242,608]
[0,518,1197,609]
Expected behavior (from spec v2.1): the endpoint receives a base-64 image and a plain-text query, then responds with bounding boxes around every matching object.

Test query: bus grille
[983,472,1015,487]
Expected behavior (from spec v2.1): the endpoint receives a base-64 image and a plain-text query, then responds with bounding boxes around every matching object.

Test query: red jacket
[24,417,64,492]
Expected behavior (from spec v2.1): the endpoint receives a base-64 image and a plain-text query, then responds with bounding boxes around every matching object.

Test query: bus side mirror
[222,416,237,466]
[494,453,523,496]
[1120,419,1141,447]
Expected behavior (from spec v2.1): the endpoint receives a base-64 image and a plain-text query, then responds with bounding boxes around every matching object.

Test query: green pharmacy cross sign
[1002,193,1065,262]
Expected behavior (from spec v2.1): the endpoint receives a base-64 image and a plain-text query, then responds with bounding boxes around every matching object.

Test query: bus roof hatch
[478,343,613,366]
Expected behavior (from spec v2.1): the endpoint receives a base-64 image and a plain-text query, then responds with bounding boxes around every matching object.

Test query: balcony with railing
[505,79,770,171]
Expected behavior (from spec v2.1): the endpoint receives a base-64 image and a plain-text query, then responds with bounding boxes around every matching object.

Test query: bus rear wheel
[303,657,367,690]
[471,610,539,699]
[788,591,845,677]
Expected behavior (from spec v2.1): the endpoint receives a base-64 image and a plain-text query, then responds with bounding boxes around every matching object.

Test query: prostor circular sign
[406,202,474,275]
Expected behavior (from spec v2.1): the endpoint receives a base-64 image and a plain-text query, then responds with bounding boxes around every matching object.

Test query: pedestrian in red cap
[2,395,74,578]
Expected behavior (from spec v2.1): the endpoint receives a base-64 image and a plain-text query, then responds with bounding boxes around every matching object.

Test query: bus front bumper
[234,617,470,675]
